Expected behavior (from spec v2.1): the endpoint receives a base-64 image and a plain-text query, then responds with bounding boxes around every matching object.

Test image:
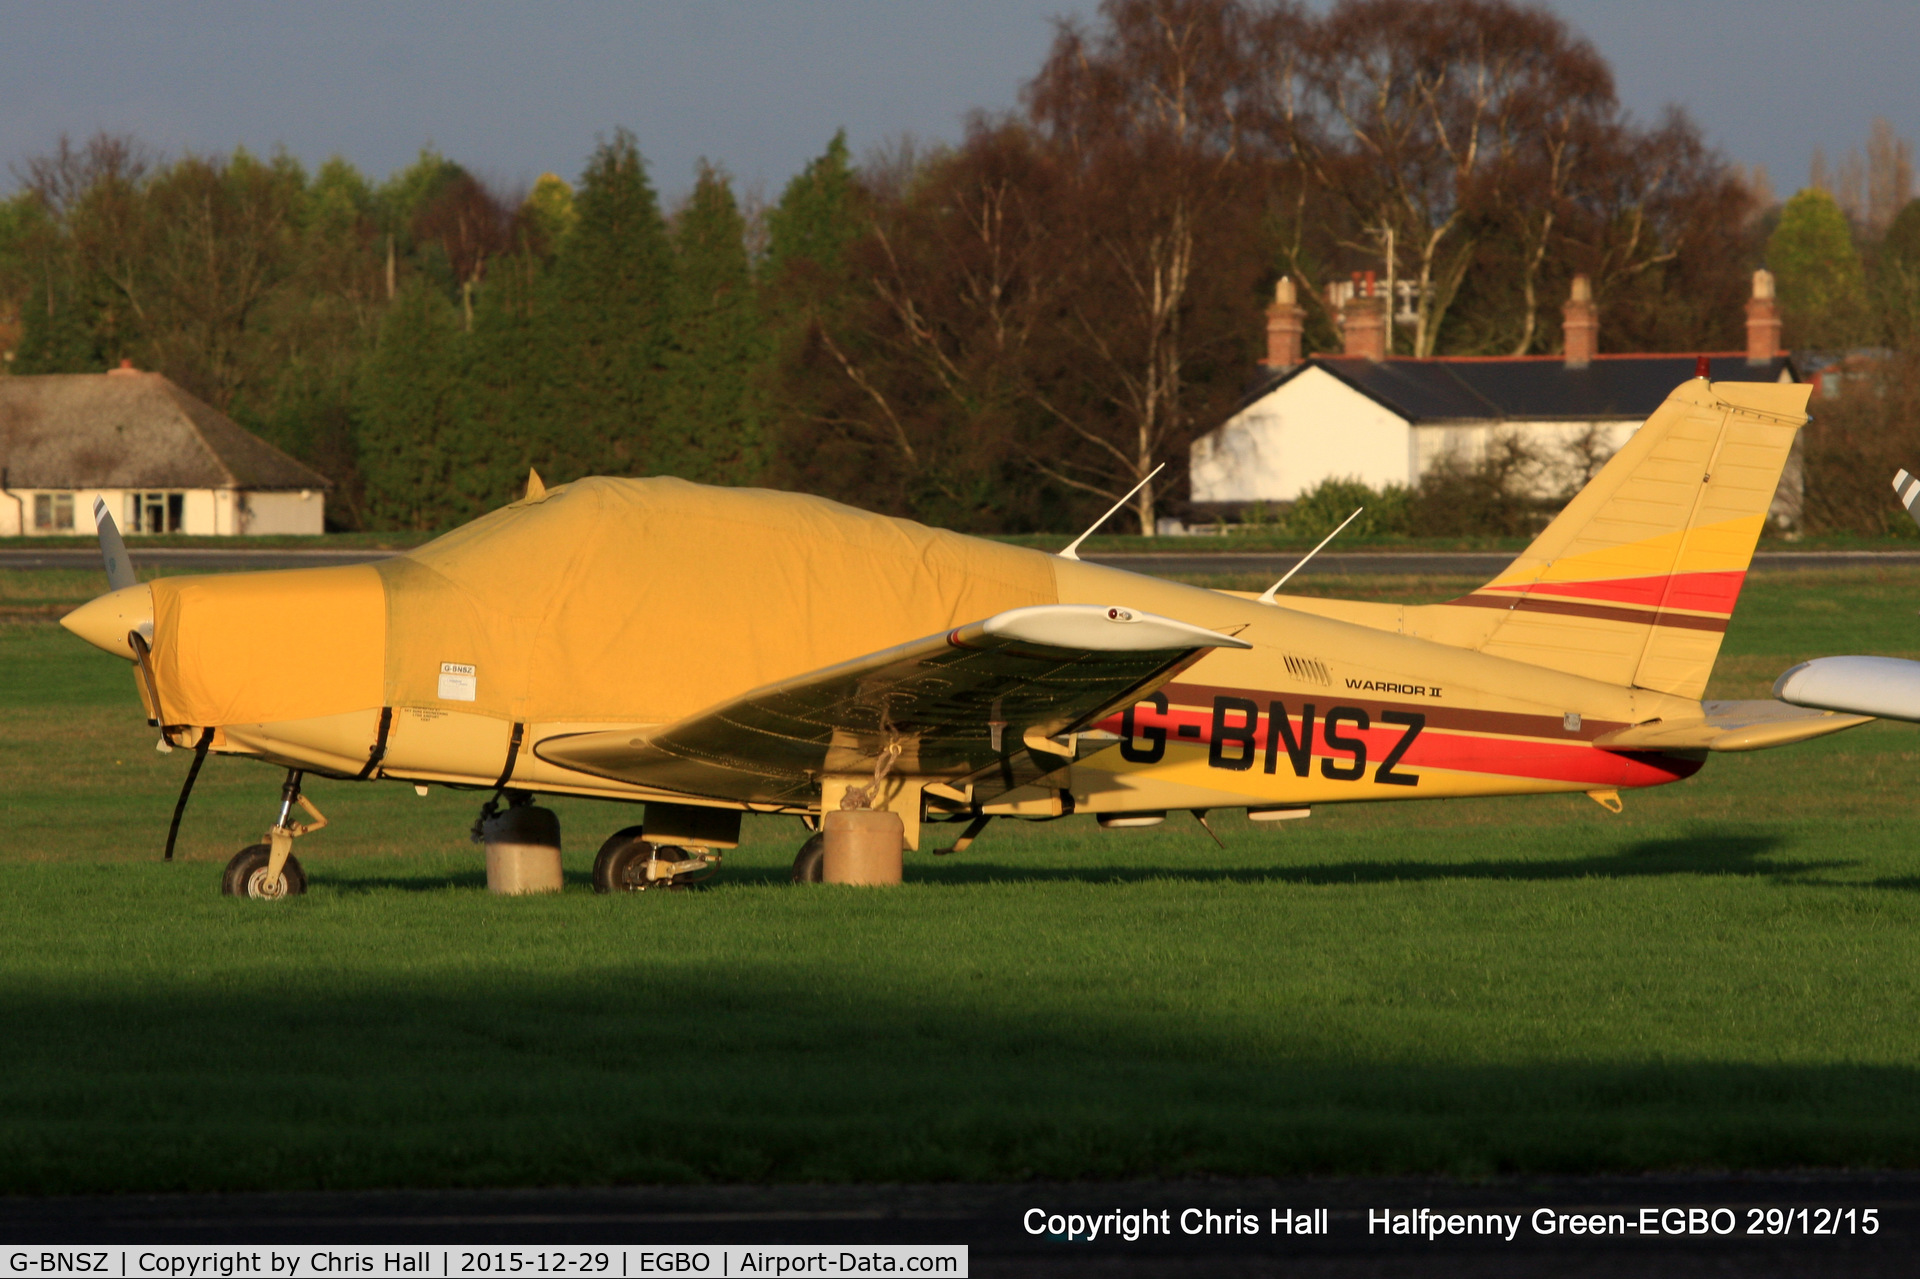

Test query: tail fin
[1440,377,1810,699]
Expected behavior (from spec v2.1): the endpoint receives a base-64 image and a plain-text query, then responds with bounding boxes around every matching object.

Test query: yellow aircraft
[62,377,1867,898]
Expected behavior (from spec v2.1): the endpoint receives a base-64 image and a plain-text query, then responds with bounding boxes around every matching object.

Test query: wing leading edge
[533,604,1251,806]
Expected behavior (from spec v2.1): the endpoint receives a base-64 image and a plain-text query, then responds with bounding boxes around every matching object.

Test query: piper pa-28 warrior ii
[63,377,1869,898]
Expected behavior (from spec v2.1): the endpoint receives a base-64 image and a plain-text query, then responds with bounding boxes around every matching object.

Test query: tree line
[2,0,1914,535]
[0,127,821,531]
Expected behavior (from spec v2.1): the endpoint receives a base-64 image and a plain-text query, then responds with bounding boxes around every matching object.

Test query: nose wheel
[221,768,324,900]
[220,844,307,898]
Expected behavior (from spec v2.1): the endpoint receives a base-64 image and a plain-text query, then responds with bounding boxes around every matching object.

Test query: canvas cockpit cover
[374,477,1061,724]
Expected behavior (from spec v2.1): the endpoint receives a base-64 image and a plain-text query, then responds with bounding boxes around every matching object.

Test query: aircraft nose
[61,583,154,660]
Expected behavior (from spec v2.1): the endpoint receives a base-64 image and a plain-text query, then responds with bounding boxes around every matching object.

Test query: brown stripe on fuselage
[1159,682,1627,742]
[1446,592,1729,633]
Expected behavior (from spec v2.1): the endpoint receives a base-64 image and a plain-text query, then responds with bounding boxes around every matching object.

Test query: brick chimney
[1746,269,1781,366]
[1263,277,1305,370]
[1342,271,1387,361]
[1562,275,1597,368]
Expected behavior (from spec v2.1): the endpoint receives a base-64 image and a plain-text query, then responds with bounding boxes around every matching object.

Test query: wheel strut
[262,769,326,892]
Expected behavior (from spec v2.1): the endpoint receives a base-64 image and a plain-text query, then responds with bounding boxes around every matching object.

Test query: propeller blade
[92,497,137,593]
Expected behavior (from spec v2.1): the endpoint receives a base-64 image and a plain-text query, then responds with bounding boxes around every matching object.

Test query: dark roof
[1237,353,1799,423]
[0,371,331,490]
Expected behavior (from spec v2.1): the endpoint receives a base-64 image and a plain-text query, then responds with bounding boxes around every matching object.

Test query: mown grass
[2,569,1920,1192]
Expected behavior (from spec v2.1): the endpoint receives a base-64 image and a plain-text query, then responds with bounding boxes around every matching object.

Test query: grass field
[3,568,1920,1193]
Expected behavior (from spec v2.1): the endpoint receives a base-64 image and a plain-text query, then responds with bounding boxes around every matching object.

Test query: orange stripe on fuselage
[1480,569,1746,615]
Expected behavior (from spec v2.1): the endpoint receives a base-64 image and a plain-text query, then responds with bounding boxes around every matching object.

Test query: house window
[32,492,75,532]
[127,492,185,534]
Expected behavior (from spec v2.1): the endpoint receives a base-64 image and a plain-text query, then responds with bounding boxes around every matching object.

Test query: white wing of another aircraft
[1774,469,1920,723]
[1776,656,1920,722]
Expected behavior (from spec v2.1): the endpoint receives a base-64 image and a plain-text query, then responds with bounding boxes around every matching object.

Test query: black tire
[791,832,826,884]
[592,826,702,893]
[219,843,307,900]
[592,826,648,894]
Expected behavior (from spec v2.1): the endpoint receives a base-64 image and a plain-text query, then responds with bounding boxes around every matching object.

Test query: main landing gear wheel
[790,833,826,884]
[220,843,307,900]
[592,826,707,893]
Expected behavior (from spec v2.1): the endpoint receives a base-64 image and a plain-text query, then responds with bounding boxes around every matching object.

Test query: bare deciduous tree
[1281,0,1615,356]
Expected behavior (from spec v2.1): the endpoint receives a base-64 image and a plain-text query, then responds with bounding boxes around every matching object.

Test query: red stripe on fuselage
[1480,569,1746,614]
[1095,703,1699,789]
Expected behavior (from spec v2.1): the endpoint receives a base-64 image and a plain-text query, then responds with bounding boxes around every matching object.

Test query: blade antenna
[93,497,136,593]
[1894,469,1920,533]
[1258,507,1364,605]
[1058,463,1166,561]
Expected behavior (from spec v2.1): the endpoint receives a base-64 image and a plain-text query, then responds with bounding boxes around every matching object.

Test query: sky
[2,1,1916,204]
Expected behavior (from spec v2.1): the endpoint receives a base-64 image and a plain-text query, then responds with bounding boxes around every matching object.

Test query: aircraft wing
[533,604,1250,806]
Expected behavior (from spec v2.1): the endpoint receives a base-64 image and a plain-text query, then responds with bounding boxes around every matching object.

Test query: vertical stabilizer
[1439,378,1809,698]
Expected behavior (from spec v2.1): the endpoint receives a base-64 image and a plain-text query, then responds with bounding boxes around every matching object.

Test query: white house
[1190,271,1800,520]
[0,363,331,536]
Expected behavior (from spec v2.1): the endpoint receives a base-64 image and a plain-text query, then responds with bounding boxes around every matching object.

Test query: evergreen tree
[1768,188,1870,348]
[354,279,469,530]
[763,130,859,280]
[544,130,674,478]
[759,131,864,385]
[660,163,764,483]
[1874,197,1920,345]
[759,132,868,500]
[465,244,557,504]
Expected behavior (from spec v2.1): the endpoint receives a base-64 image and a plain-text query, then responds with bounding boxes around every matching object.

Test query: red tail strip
[1479,570,1746,615]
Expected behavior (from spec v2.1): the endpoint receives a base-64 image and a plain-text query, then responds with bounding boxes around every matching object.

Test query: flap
[1593,698,1871,753]
[533,604,1249,806]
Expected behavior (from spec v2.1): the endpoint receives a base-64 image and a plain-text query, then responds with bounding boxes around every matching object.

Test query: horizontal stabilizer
[1593,698,1869,753]
[1776,655,1920,723]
